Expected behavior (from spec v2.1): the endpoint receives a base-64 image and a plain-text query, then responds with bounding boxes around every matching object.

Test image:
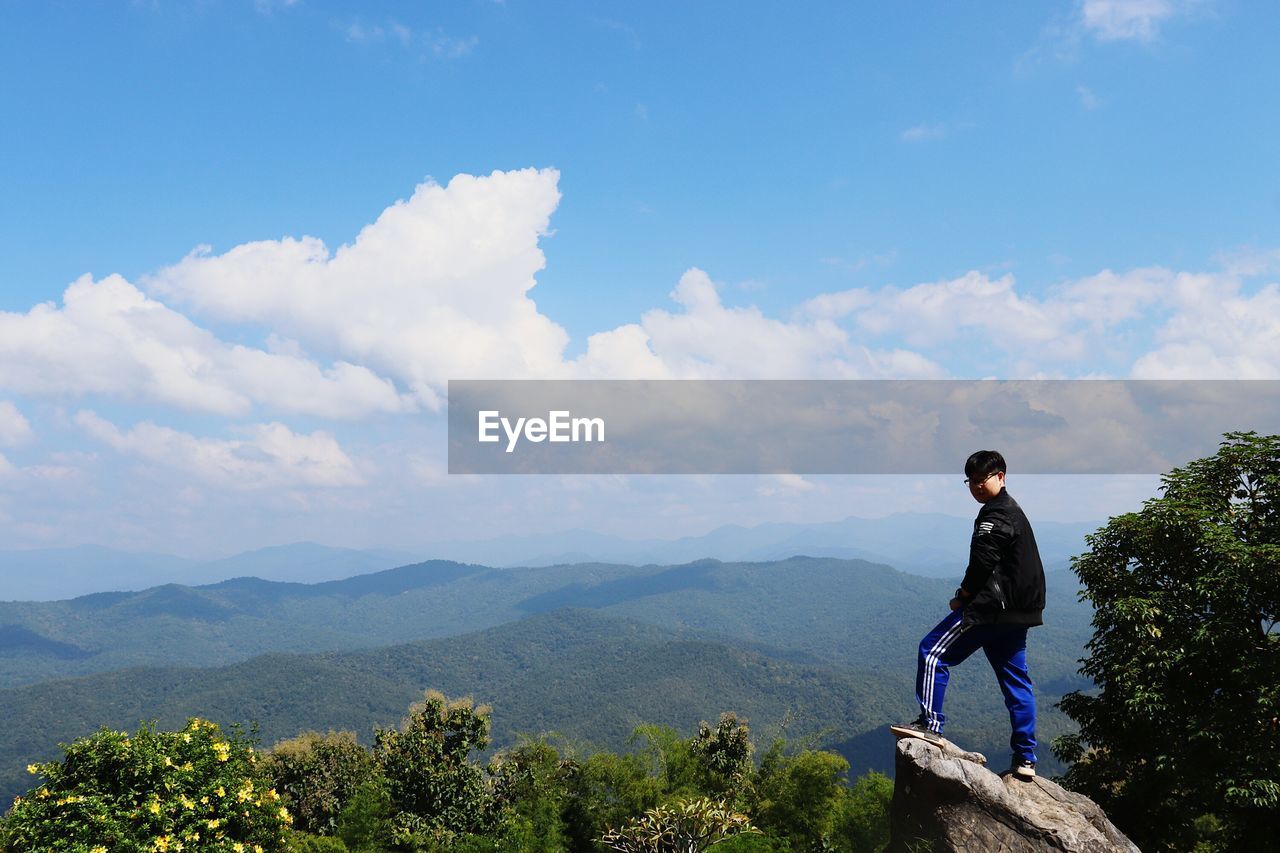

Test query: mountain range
[0,553,1097,809]
[0,511,1101,600]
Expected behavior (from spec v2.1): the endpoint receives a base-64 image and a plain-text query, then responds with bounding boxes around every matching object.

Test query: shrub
[1,718,290,852]
[264,731,376,836]
[598,796,759,852]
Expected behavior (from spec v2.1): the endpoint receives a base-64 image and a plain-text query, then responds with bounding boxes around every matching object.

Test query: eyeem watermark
[478,410,605,453]
[449,379,1280,474]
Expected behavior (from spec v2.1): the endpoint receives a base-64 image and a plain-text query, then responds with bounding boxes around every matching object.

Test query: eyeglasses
[964,472,999,486]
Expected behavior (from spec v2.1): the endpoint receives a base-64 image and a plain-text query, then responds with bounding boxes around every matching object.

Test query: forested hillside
[0,557,1090,690]
[0,604,1083,808]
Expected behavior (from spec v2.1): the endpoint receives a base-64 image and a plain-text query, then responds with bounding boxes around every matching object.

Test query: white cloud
[900,123,947,142]
[574,269,946,380]
[146,169,570,410]
[74,411,364,489]
[343,18,476,58]
[1080,0,1180,42]
[254,0,299,14]
[851,271,1063,349]
[0,401,33,447]
[795,261,1280,379]
[756,474,818,497]
[0,452,15,481]
[10,166,1280,436]
[1051,266,1169,331]
[0,274,407,418]
[1077,84,1102,109]
[1132,275,1280,377]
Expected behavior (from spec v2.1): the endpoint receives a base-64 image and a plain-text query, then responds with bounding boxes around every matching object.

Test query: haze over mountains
[0,552,1095,808]
[0,512,1100,601]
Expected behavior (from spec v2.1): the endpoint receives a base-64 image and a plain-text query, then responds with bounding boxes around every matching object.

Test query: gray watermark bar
[447,380,1280,474]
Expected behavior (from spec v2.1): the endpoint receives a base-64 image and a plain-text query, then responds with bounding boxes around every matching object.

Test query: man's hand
[949,597,964,611]
[950,586,970,611]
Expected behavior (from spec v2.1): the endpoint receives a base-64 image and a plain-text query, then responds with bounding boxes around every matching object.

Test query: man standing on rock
[890,450,1046,778]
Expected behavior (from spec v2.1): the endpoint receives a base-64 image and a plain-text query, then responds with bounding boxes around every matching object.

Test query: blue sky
[0,1,1276,558]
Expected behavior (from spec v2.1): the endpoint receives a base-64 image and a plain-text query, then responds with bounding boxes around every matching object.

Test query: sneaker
[888,717,945,746]
[1010,758,1036,778]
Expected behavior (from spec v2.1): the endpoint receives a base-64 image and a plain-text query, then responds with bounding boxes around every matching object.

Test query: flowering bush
[262,731,375,836]
[1,718,292,852]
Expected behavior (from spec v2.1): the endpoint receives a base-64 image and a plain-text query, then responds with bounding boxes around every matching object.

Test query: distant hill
[0,557,1091,695]
[0,608,1081,810]
[0,543,422,602]
[422,512,1100,576]
[0,512,1100,600]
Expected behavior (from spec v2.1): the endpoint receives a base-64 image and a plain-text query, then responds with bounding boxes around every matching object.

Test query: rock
[889,737,1141,852]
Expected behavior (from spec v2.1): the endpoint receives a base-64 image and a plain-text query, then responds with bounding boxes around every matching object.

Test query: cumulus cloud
[0,401,33,447]
[1132,275,1280,377]
[794,261,1280,379]
[146,169,570,410]
[0,274,408,418]
[574,268,945,380]
[8,166,1279,436]
[74,411,364,489]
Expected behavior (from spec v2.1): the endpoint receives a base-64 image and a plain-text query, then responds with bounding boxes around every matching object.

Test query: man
[889,450,1046,778]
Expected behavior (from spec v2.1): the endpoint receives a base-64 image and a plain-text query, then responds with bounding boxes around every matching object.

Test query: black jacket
[959,489,1045,627]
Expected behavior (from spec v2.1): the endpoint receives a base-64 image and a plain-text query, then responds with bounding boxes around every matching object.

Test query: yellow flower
[182,733,191,743]
[36,788,49,799]
[232,844,244,853]
[25,764,38,774]
[148,800,162,814]
[206,818,221,829]
[178,794,194,810]
[214,786,225,798]
[163,756,173,767]
[91,847,107,853]
[154,836,171,851]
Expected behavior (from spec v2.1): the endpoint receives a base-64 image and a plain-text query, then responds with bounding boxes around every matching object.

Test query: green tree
[833,771,893,852]
[749,740,850,850]
[1054,432,1280,850]
[562,746,665,849]
[690,713,754,801]
[335,779,395,852]
[265,731,377,836]
[484,738,575,852]
[373,690,493,845]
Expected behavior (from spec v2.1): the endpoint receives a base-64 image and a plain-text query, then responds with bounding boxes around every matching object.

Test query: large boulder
[889,737,1140,852]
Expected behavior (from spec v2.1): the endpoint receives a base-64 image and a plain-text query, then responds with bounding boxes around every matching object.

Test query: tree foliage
[373,690,494,844]
[1054,432,1280,850]
[264,731,377,836]
[598,796,759,852]
[0,718,290,852]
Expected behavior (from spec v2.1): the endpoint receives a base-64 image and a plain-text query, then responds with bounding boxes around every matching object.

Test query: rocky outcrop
[889,737,1140,852]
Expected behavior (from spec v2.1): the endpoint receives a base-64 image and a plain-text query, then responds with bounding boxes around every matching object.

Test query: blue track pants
[915,608,1037,763]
